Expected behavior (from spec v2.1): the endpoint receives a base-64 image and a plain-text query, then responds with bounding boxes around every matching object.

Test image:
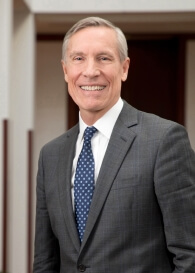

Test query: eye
[98,55,113,62]
[73,56,83,61]
[100,56,109,61]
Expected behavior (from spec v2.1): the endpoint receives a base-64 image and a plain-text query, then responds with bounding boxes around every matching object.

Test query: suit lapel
[80,102,138,251]
[57,125,81,252]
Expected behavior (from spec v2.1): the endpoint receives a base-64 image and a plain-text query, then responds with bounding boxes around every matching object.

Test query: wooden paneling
[2,120,8,272]
[27,130,33,273]
[122,37,185,124]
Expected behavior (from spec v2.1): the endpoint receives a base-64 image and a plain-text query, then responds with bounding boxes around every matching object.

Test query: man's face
[62,26,130,121]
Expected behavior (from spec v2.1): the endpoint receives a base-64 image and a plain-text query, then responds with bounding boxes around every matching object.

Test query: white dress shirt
[71,97,124,209]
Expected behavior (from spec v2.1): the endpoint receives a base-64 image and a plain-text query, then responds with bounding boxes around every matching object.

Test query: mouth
[80,85,106,91]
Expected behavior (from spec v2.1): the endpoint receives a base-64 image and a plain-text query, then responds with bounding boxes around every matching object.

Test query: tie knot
[84,126,97,142]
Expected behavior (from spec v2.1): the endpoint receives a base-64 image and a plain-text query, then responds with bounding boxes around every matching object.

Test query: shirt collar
[78,97,123,140]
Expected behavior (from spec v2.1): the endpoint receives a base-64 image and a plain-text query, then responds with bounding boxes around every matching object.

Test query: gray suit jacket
[33,101,195,273]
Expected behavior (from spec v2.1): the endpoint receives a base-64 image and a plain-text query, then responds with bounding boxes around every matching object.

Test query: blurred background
[0,0,195,272]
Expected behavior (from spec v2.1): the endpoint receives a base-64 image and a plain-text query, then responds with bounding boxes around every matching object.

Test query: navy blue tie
[74,126,97,242]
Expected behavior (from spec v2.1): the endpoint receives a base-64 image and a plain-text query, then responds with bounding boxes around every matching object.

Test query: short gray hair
[62,17,128,62]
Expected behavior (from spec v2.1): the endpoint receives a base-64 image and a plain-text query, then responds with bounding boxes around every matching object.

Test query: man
[33,17,195,272]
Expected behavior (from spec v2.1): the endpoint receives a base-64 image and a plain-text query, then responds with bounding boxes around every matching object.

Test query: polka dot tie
[74,126,97,242]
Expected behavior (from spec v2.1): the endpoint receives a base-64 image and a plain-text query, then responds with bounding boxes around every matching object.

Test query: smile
[80,86,106,91]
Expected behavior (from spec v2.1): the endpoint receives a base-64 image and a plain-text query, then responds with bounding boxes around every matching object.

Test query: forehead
[67,26,118,53]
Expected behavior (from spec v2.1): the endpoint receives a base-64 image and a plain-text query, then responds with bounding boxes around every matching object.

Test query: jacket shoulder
[40,124,79,155]
[122,100,186,138]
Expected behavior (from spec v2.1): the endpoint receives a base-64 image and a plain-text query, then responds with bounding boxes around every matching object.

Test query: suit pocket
[111,175,140,190]
[105,176,153,211]
[105,179,135,211]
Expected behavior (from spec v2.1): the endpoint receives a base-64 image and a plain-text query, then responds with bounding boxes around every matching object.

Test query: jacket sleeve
[33,148,60,273]
[154,123,195,272]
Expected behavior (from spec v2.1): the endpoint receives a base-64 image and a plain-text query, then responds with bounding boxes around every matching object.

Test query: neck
[80,98,121,125]
[80,109,108,126]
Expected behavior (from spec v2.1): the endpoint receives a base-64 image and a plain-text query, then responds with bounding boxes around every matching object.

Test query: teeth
[80,86,105,91]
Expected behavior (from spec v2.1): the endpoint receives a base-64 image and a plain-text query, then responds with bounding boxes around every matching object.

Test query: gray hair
[62,17,128,62]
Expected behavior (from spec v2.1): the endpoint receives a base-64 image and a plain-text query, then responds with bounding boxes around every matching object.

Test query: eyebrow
[69,51,115,59]
[97,52,114,58]
[69,51,86,58]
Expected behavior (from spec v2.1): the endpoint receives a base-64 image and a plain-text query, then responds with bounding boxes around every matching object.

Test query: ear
[61,60,69,83]
[121,57,130,82]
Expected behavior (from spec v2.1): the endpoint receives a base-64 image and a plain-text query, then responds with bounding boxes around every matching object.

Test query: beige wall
[34,41,67,175]
[185,41,195,150]
[27,0,195,12]
[7,8,35,273]
[33,42,68,261]
[0,0,12,271]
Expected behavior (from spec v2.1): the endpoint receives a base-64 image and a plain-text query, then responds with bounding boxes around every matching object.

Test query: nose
[82,59,100,78]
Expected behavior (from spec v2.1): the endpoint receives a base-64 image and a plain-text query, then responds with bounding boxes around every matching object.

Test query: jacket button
[78,264,86,272]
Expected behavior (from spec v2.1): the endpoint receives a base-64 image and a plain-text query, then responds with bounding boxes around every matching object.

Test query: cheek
[65,72,77,87]
[111,74,123,87]
[65,65,79,82]
[108,67,124,83]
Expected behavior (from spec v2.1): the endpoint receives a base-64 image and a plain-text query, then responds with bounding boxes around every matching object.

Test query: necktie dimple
[74,126,97,242]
